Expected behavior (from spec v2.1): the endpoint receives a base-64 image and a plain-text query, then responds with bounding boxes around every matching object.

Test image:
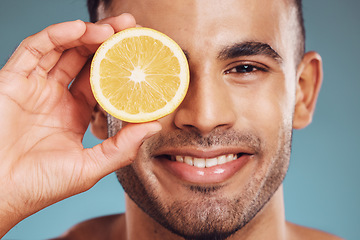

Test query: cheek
[229,75,294,142]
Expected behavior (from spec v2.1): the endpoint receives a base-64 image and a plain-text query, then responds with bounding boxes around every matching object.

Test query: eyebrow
[217,41,283,64]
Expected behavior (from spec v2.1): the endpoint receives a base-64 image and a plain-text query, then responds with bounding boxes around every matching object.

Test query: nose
[174,68,236,136]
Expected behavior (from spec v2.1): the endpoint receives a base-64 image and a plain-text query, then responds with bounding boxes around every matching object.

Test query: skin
[110,4,295,239]
[86,0,337,239]
[0,0,342,239]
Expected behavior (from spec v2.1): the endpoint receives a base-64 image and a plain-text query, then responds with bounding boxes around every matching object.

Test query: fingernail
[100,23,112,28]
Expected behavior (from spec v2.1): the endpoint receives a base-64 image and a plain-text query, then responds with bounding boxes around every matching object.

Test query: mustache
[145,128,262,154]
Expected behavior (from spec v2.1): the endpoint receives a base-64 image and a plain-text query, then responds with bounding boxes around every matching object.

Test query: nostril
[182,124,197,131]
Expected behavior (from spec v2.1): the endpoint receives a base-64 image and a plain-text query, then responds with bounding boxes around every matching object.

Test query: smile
[171,153,240,168]
[157,152,252,184]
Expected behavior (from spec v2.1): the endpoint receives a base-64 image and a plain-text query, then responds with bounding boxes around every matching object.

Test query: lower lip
[158,155,251,184]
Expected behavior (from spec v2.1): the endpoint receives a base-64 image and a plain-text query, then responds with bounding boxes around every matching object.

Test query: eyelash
[224,63,269,75]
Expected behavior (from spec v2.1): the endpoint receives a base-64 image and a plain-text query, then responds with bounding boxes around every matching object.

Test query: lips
[154,150,253,184]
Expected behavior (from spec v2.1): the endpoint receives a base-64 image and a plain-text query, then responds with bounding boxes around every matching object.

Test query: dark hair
[87,0,111,23]
[294,0,306,60]
[87,0,305,59]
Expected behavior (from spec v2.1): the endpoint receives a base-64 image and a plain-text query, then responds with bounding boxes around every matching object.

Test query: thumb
[83,121,162,181]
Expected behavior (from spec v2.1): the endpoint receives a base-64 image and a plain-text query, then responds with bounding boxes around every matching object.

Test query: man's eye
[225,64,268,74]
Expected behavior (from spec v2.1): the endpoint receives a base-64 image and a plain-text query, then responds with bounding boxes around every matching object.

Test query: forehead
[106,0,295,61]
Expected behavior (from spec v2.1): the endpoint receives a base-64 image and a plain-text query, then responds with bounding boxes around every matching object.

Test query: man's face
[105,0,299,238]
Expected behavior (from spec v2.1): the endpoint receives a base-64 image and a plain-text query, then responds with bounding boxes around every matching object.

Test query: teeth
[174,154,238,168]
[194,158,206,168]
[217,155,227,164]
[175,156,184,163]
[206,158,217,168]
[227,154,237,162]
[184,156,193,165]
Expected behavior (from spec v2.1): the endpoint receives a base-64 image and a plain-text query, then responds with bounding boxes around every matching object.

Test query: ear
[90,104,108,139]
[293,51,323,129]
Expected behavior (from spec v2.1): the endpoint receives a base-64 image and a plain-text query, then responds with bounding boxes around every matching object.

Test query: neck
[118,185,287,240]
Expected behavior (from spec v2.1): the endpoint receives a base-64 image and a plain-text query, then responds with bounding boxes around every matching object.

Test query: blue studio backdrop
[0,0,359,239]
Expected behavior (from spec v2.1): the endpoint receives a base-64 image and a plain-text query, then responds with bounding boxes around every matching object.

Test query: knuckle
[21,38,44,60]
[46,31,66,53]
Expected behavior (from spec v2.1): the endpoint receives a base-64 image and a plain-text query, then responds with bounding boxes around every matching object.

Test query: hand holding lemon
[0,15,171,237]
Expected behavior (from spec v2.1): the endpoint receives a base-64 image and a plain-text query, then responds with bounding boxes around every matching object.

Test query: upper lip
[152,146,255,159]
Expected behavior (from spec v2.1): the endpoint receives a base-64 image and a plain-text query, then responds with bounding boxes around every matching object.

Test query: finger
[46,48,88,86]
[48,14,137,86]
[69,60,96,122]
[84,121,162,180]
[97,13,137,33]
[3,20,114,78]
[3,20,86,77]
[46,22,115,86]
[72,13,137,57]
[68,14,138,111]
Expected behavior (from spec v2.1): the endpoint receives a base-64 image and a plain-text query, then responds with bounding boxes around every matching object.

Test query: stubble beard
[110,116,292,240]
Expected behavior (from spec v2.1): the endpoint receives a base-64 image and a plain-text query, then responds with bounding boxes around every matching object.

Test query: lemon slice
[90,27,189,123]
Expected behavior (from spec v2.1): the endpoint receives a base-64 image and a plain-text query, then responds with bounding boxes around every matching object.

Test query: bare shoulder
[286,222,344,240]
[51,214,125,240]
